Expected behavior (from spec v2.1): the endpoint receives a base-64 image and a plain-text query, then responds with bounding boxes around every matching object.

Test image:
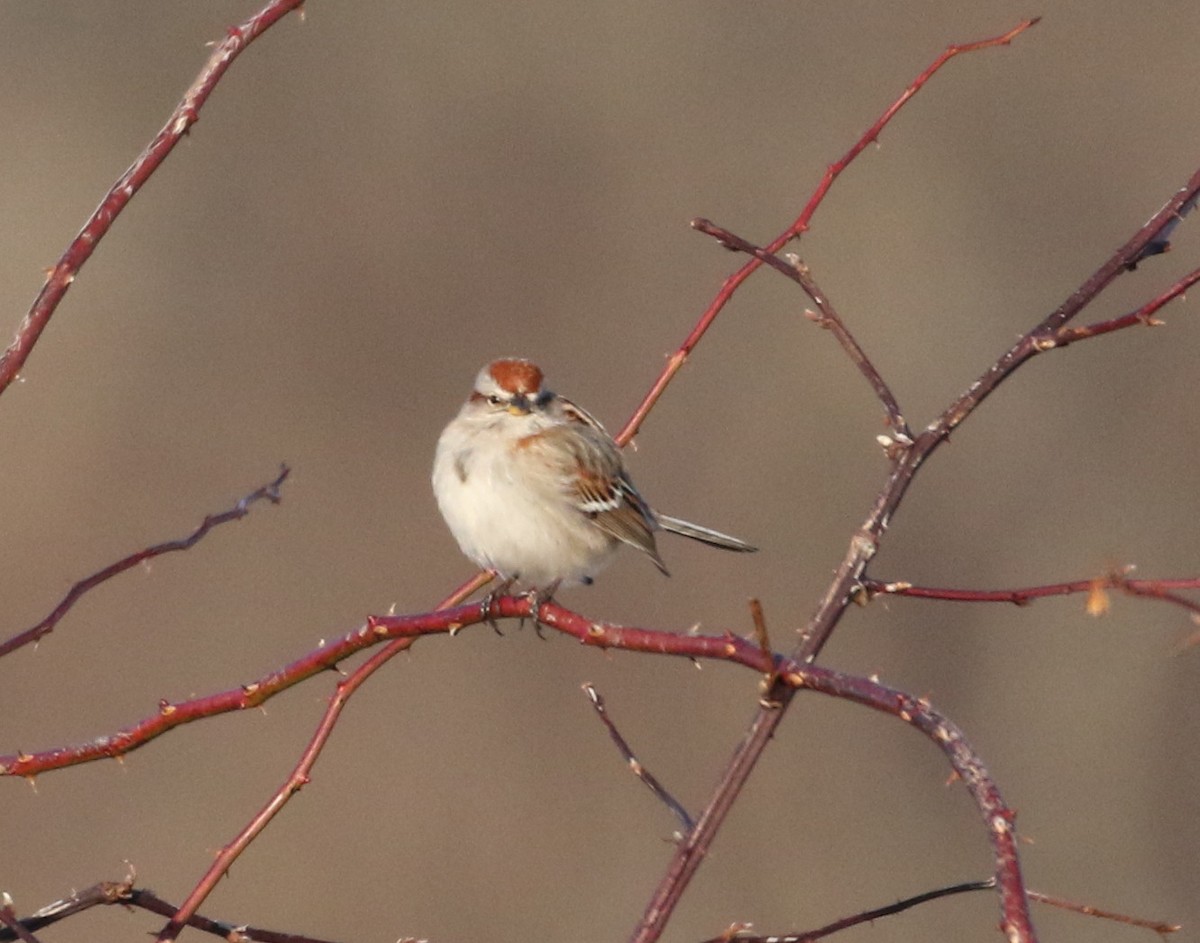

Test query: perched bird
[433,358,755,594]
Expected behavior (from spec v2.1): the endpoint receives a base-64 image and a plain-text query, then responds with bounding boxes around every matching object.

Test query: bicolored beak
[506,394,532,416]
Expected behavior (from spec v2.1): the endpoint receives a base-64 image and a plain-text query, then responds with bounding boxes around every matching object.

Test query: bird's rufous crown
[487,359,544,395]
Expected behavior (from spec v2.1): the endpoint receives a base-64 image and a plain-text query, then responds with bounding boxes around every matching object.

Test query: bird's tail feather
[657,514,757,553]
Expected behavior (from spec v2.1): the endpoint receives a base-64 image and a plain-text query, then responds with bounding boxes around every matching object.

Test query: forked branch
[690,219,908,439]
[615,17,1042,446]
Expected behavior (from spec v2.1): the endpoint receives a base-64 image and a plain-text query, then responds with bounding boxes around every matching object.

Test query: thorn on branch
[803,308,831,328]
[748,599,783,708]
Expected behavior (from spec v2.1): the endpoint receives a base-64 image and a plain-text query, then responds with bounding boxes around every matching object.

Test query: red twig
[862,571,1200,625]
[513,599,1034,934]
[0,0,307,399]
[1037,266,1200,348]
[614,17,1040,448]
[0,466,289,660]
[0,602,469,777]
[8,10,1189,942]
[637,138,1200,943]
[531,603,1031,943]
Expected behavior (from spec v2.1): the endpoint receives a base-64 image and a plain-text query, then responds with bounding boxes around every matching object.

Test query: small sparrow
[433,358,756,594]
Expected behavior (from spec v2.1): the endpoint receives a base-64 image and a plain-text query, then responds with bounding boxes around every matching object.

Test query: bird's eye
[487,394,503,406]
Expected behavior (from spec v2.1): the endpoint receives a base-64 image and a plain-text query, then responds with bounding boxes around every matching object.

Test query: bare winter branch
[1037,266,1200,348]
[155,635,417,943]
[0,882,132,943]
[0,880,344,943]
[1,589,1029,937]
[0,0,306,399]
[152,575,491,942]
[701,879,1181,943]
[614,17,1040,449]
[1026,889,1181,935]
[7,8,1191,943]
[630,21,1047,943]
[861,570,1200,627]
[584,683,695,834]
[701,879,994,943]
[690,219,909,438]
[0,466,290,659]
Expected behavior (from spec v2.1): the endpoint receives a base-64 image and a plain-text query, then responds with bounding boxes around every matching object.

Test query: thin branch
[0,881,344,943]
[397,599,1027,932]
[83,21,1042,941]
[583,683,695,834]
[1128,185,1199,269]
[702,879,1181,943]
[0,883,131,942]
[1026,889,1181,935]
[861,571,1200,625]
[690,219,909,439]
[525,601,1031,936]
[0,466,290,659]
[701,879,994,943]
[133,887,344,943]
[636,112,1200,943]
[0,0,307,399]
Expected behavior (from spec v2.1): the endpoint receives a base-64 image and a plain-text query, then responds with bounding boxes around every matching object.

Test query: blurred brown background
[1,3,1197,942]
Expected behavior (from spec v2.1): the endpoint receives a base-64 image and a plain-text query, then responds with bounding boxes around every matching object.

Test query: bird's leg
[525,580,561,639]
[481,575,516,635]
